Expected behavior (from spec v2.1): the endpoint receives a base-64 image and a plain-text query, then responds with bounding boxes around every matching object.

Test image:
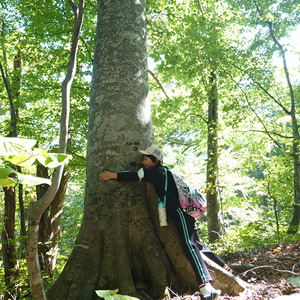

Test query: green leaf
[5,152,37,167]
[37,152,72,168]
[17,173,51,186]
[0,167,51,187]
[95,290,139,300]
[289,276,300,287]
[0,167,16,179]
[0,137,37,156]
[0,167,18,187]
[114,294,140,300]
[95,289,119,300]
[0,177,18,187]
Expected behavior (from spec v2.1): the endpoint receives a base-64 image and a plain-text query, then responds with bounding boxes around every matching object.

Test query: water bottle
[158,201,167,226]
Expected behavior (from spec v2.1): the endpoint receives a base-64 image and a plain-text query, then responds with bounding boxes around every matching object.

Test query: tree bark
[48,168,70,275]
[206,71,222,242]
[18,178,27,258]
[288,113,300,233]
[1,186,19,299]
[37,164,51,273]
[37,165,70,278]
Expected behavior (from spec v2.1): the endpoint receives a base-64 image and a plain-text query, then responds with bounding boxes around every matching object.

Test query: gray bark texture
[48,1,248,299]
[206,72,222,242]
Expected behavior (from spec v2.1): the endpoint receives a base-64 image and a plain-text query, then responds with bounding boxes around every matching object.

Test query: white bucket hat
[138,145,163,161]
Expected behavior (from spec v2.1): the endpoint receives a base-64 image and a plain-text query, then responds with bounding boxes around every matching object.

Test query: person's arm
[100,171,117,181]
[100,170,140,182]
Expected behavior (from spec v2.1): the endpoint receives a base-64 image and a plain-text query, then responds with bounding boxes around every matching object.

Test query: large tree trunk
[48,1,247,299]
[206,71,222,242]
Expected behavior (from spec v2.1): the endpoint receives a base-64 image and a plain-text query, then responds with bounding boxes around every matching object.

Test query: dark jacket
[117,165,181,217]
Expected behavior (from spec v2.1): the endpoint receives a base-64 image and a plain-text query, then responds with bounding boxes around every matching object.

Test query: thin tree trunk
[18,178,27,258]
[13,54,26,253]
[37,164,52,275]
[37,164,70,277]
[206,71,222,242]
[49,168,70,275]
[1,186,19,299]
[253,0,300,234]
[288,113,300,233]
[26,1,84,299]
[0,33,21,298]
[267,179,280,236]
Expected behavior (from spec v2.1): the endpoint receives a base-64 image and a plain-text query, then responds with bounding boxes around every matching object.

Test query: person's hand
[100,171,117,181]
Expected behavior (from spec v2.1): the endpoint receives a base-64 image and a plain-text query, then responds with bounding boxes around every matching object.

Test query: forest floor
[166,241,300,300]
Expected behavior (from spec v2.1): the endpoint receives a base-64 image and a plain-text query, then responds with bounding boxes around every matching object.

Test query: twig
[221,68,282,148]
[235,129,292,139]
[243,265,300,276]
[164,287,180,299]
[148,69,171,100]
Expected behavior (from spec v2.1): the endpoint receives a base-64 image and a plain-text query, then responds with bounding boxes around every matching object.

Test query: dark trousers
[171,208,225,285]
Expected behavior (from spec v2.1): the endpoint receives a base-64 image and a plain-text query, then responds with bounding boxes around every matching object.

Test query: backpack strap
[163,167,168,206]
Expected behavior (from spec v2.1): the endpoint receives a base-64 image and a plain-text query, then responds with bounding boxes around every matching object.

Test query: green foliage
[0,0,93,157]
[58,181,84,262]
[0,258,31,299]
[0,137,72,187]
[0,137,36,156]
[198,199,300,255]
[95,289,139,300]
[0,166,51,187]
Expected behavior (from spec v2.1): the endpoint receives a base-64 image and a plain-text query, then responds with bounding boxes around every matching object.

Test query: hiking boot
[200,288,221,300]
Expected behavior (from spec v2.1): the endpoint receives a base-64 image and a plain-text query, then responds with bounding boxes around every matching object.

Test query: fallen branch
[243,265,300,276]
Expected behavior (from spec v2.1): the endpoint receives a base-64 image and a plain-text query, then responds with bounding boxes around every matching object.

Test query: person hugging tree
[100,145,236,300]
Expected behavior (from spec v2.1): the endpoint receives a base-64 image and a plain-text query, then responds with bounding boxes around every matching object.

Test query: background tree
[225,0,300,234]
[1,0,91,295]
[1,15,22,298]
[147,0,245,241]
[26,0,84,298]
[37,164,70,278]
[147,0,300,238]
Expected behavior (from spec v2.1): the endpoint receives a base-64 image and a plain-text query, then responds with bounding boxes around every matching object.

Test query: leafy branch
[221,68,283,148]
[0,137,71,188]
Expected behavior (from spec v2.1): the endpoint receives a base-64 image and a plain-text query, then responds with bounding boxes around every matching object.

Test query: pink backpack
[165,168,207,219]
